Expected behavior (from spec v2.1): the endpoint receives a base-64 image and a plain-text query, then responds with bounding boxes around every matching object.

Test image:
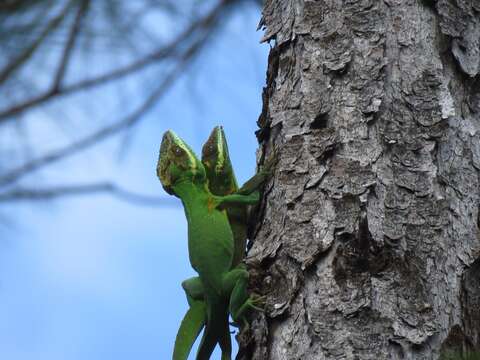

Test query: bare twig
[0,1,54,42]
[0,2,224,188]
[52,0,90,91]
[0,59,186,188]
[0,0,230,122]
[0,182,179,206]
[0,0,74,85]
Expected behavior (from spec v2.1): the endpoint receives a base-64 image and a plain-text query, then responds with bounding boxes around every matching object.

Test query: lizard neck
[172,180,210,213]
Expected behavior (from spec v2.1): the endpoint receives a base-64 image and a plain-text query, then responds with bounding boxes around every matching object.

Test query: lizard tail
[196,298,231,360]
[219,313,232,360]
[173,300,206,360]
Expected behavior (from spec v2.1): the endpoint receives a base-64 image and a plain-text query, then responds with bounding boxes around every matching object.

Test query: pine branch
[0,182,178,206]
[0,0,229,122]
[0,0,74,85]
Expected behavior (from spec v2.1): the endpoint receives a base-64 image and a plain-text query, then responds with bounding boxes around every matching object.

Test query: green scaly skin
[158,129,264,360]
[172,126,271,360]
[203,126,274,267]
[203,126,253,268]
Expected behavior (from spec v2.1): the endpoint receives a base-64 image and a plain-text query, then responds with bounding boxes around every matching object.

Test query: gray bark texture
[238,0,480,359]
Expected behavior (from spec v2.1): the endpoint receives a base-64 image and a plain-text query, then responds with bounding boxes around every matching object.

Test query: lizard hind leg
[222,267,262,326]
[181,276,205,306]
[173,277,206,360]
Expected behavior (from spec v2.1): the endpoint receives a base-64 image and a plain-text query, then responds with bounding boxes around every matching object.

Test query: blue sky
[1,4,268,359]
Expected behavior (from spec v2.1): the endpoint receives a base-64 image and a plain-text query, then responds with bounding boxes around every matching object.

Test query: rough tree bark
[238,0,480,359]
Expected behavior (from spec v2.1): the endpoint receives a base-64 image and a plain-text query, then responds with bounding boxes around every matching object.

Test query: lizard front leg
[216,191,260,208]
[236,158,274,195]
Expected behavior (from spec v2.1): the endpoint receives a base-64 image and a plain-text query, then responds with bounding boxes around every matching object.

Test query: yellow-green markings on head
[157,130,202,194]
[213,126,226,174]
[202,126,227,174]
[201,126,238,195]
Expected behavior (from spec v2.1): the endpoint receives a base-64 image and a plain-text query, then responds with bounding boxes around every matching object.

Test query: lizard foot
[247,294,266,311]
[230,293,267,328]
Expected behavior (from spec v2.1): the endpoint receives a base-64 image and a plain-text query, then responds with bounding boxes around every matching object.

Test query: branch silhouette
[0,0,229,122]
[0,182,178,206]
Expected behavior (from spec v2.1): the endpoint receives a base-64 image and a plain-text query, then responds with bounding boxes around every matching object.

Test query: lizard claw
[229,295,266,328]
[244,294,266,313]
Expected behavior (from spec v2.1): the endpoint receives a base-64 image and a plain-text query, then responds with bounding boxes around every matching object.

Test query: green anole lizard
[202,126,271,268]
[172,126,271,360]
[157,128,269,360]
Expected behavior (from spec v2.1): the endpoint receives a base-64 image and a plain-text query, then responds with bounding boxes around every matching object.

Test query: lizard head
[157,130,206,195]
[201,126,238,195]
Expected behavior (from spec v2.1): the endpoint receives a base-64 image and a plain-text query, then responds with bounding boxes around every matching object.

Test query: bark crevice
[240,0,480,358]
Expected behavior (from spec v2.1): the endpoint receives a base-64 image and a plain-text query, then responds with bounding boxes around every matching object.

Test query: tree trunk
[239,0,480,359]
